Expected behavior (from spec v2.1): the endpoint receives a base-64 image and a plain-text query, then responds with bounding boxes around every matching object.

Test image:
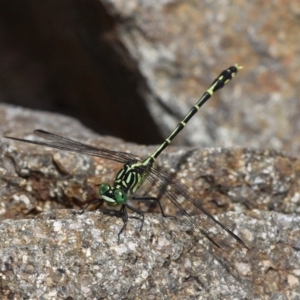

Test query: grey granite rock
[0,104,300,299]
[0,209,299,299]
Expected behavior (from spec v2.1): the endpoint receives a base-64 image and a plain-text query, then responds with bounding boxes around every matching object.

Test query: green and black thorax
[99,157,155,206]
[114,158,154,194]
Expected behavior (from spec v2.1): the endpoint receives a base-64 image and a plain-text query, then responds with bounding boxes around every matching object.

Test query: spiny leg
[118,205,128,243]
[125,204,145,231]
[131,195,177,220]
[117,204,145,242]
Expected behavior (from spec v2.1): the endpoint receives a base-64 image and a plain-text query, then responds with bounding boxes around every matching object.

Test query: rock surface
[0,104,300,299]
[101,0,300,153]
[0,209,299,299]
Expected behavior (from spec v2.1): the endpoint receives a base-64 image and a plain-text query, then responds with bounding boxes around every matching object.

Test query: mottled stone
[1,104,300,298]
[0,209,299,299]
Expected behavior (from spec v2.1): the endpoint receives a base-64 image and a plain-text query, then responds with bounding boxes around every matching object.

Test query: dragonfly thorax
[99,183,128,206]
[99,160,149,205]
[114,160,149,194]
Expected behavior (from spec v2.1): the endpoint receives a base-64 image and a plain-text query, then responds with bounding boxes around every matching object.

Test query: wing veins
[148,167,248,249]
[5,130,138,164]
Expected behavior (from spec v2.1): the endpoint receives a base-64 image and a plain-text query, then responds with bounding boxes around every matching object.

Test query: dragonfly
[5,64,248,249]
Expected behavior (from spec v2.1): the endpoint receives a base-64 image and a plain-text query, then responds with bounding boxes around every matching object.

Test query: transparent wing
[5,130,138,164]
[147,166,248,250]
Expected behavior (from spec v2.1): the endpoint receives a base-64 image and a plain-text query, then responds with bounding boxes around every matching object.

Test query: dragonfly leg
[117,204,145,241]
[131,195,177,221]
[124,203,145,231]
[117,205,128,243]
[80,199,103,214]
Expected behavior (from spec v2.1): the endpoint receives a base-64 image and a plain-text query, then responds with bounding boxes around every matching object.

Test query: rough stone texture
[1,104,300,299]
[101,0,300,154]
[0,209,299,299]
[1,0,300,154]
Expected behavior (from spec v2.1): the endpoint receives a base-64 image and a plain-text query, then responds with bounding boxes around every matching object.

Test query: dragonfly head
[99,183,128,205]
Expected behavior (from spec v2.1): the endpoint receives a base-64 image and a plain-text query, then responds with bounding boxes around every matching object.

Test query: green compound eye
[99,183,110,196]
[114,189,127,204]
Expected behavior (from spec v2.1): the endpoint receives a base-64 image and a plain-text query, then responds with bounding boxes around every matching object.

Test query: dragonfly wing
[5,130,138,164]
[147,166,248,250]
